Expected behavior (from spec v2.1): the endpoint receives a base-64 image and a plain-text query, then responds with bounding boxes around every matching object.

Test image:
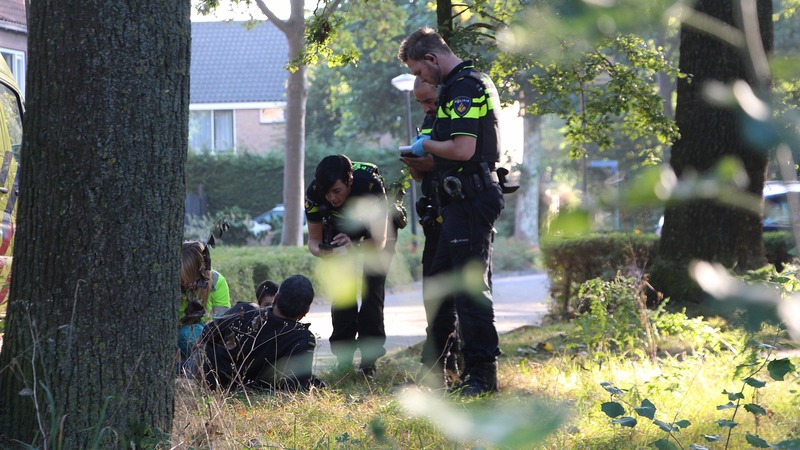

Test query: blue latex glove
[410,135,430,157]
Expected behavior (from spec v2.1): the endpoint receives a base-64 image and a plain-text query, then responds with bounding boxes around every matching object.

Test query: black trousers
[420,219,459,368]
[329,238,396,367]
[428,183,504,366]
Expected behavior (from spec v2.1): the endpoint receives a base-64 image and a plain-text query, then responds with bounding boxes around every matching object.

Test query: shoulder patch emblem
[453,96,471,117]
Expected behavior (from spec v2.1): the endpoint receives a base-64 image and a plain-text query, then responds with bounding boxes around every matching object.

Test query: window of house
[0,49,25,96]
[189,110,234,153]
[259,107,285,124]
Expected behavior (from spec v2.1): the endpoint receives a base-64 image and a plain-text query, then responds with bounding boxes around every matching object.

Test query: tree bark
[281,25,308,247]
[0,0,190,446]
[514,114,541,247]
[654,0,772,302]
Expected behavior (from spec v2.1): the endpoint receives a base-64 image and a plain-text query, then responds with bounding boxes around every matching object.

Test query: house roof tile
[0,0,27,31]
[191,21,288,105]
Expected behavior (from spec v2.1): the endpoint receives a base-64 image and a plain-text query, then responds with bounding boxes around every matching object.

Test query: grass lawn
[171,320,800,449]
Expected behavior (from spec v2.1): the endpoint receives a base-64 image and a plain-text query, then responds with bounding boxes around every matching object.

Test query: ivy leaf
[703,434,722,442]
[634,399,656,419]
[611,417,637,427]
[600,381,624,396]
[717,402,737,410]
[653,419,674,432]
[743,377,767,388]
[715,419,738,428]
[601,402,625,418]
[745,433,770,448]
[768,358,796,381]
[744,403,767,416]
[653,438,679,450]
[674,420,691,430]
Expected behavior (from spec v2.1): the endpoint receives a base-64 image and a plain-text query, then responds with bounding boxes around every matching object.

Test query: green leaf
[745,433,770,448]
[743,377,767,388]
[772,438,800,449]
[723,390,744,401]
[768,358,796,381]
[611,416,637,427]
[674,420,691,429]
[601,402,625,418]
[715,419,738,428]
[744,403,767,416]
[653,419,673,432]
[688,444,709,450]
[717,402,737,410]
[545,209,591,238]
[653,438,679,450]
[600,381,624,396]
[634,399,656,419]
[703,434,722,442]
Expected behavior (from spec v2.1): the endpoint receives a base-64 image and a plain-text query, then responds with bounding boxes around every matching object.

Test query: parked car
[250,204,307,236]
[655,181,800,236]
[762,181,800,232]
[0,59,24,305]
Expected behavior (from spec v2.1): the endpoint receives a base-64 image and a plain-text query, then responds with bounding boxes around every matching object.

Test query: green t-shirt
[179,270,231,323]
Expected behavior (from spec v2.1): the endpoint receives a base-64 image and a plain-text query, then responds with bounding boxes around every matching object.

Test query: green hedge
[210,244,414,304]
[541,233,659,315]
[543,231,797,315]
[764,231,795,270]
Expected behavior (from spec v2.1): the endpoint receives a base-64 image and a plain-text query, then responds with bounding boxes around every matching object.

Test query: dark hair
[255,280,279,304]
[314,154,353,195]
[397,27,453,63]
[274,275,314,319]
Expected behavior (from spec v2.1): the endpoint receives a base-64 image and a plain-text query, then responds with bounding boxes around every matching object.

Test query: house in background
[0,0,27,96]
[190,21,289,155]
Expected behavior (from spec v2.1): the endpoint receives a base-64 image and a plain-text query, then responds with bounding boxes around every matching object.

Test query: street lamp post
[391,73,418,236]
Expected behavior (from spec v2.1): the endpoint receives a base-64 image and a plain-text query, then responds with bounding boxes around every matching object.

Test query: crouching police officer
[399,27,505,395]
[305,154,393,377]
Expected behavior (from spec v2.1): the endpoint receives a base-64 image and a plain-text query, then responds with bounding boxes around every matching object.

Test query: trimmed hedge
[543,231,797,315]
[541,233,659,315]
[210,244,414,304]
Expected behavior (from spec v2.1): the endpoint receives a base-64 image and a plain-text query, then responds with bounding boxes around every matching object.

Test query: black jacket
[199,302,317,390]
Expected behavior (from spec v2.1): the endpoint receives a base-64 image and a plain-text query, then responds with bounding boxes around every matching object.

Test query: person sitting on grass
[197,274,324,391]
[255,279,280,308]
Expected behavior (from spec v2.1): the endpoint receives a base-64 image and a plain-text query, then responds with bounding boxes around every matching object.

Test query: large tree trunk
[281,24,307,247]
[514,114,541,247]
[0,0,189,446]
[653,0,772,304]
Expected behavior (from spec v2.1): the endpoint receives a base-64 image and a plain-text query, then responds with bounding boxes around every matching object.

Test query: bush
[541,233,658,315]
[763,231,795,271]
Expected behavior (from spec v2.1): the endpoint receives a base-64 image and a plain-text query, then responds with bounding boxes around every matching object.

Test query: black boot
[449,361,498,396]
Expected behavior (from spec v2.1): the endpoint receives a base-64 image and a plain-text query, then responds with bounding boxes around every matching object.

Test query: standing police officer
[401,78,461,387]
[398,27,504,395]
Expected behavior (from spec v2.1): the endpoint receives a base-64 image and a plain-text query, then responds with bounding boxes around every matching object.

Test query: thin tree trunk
[514,114,541,247]
[281,27,307,247]
[0,0,189,446]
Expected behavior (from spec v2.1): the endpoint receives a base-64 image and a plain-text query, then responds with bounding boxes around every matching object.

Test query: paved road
[304,272,551,369]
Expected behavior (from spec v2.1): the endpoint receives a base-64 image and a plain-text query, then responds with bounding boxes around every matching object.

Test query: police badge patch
[453,96,471,117]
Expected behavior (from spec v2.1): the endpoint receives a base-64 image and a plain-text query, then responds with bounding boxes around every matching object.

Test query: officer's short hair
[274,275,314,319]
[315,154,353,194]
[398,27,453,63]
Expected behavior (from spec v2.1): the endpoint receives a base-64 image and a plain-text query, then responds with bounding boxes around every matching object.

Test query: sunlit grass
[171,321,800,449]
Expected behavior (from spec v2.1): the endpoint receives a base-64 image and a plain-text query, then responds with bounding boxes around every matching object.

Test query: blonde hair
[181,241,211,308]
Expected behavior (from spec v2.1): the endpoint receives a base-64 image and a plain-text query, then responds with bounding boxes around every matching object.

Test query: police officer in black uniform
[401,78,461,387]
[399,27,504,395]
[305,154,392,376]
